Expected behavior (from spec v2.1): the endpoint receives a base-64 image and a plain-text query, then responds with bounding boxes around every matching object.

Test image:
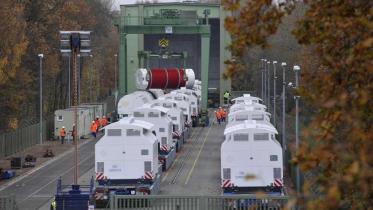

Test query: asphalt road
[0,114,227,209]
[0,138,98,210]
[159,118,225,195]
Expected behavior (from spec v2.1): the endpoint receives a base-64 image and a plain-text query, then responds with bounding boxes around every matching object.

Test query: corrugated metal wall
[144,19,221,90]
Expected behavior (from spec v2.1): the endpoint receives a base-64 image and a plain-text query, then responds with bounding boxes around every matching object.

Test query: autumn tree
[0,0,28,130]
[223,0,372,209]
[0,0,118,131]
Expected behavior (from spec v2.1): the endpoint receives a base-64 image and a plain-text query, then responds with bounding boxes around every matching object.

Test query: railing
[0,195,18,210]
[109,195,297,210]
[0,121,46,158]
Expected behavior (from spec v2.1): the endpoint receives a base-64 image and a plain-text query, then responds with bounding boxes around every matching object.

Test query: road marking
[184,125,212,185]
[0,140,92,192]
[161,128,198,182]
[20,154,93,203]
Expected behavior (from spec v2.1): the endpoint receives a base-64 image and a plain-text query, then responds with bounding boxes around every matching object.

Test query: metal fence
[0,121,46,158]
[0,195,18,210]
[109,195,297,210]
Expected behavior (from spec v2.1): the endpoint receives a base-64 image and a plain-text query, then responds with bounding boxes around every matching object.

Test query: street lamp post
[281,62,287,166]
[273,61,277,127]
[267,61,271,109]
[260,59,264,99]
[293,65,301,195]
[38,54,44,145]
[89,54,93,102]
[68,54,71,107]
[114,54,118,91]
[263,59,267,104]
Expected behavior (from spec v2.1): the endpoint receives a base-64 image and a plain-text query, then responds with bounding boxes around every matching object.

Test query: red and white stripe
[144,171,153,180]
[274,178,283,187]
[94,192,104,200]
[222,179,233,188]
[185,121,192,127]
[172,131,181,138]
[160,145,168,152]
[96,172,105,181]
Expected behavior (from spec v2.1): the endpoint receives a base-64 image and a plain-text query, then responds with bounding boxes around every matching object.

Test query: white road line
[20,154,93,203]
[0,140,91,192]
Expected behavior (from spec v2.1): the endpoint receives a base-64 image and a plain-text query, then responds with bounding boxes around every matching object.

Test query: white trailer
[172,87,200,127]
[117,90,164,118]
[221,120,283,195]
[94,117,161,205]
[54,107,92,140]
[227,108,271,127]
[148,99,185,152]
[229,102,267,113]
[160,93,193,139]
[232,94,263,105]
[130,104,176,171]
[80,103,106,119]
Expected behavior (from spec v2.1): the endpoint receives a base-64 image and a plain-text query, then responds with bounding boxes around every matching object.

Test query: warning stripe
[96,172,104,181]
[172,131,181,138]
[161,145,168,151]
[94,192,104,200]
[222,179,233,188]
[144,171,153,180]
[274,178,283,187]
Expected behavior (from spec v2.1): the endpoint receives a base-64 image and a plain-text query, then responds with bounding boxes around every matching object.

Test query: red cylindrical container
[136,68,193,90]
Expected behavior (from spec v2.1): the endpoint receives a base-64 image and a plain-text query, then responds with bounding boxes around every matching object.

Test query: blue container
[55,185,90,210]
[1,170,15,179]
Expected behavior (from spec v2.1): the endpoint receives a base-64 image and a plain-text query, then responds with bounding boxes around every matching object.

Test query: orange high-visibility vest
[221,109,226,118]
[100,118,107,127]
[91,123,97,133]
[215,111,221,119]
[60,128,66,137]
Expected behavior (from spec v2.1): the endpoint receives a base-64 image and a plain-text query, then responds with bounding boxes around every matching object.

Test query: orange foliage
[223,0,372,209]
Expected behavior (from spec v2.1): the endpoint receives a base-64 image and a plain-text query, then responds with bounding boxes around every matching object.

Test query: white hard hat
[92,121,95,123]
[103,116,106,118]
[62,126,65,129]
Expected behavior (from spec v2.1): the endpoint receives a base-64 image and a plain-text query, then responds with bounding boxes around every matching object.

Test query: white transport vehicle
[148,99,185,152]
[232,94,263,105]
[94,117,161,200]
[172,87,201,127]
[117,90,164,118]
[221,120,283,195]
[130,104,176,171]
[160,92,193,138]
[227,108,271,128]
[229,102,267,113]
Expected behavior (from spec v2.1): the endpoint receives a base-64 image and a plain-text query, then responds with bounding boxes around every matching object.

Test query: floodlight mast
[59,31,91,185]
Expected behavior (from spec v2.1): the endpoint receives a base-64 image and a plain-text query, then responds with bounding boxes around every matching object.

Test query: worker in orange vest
[95,116,100,132]
[91,121,98,138]
[215,110,221,125]
[100,116,108,127]
[59,126,66,144]
[219,107,226,123]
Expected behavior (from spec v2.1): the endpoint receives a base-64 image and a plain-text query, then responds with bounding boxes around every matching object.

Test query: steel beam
[201,34,210,110]
[122,25,210,35]
[119,33,127,96]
